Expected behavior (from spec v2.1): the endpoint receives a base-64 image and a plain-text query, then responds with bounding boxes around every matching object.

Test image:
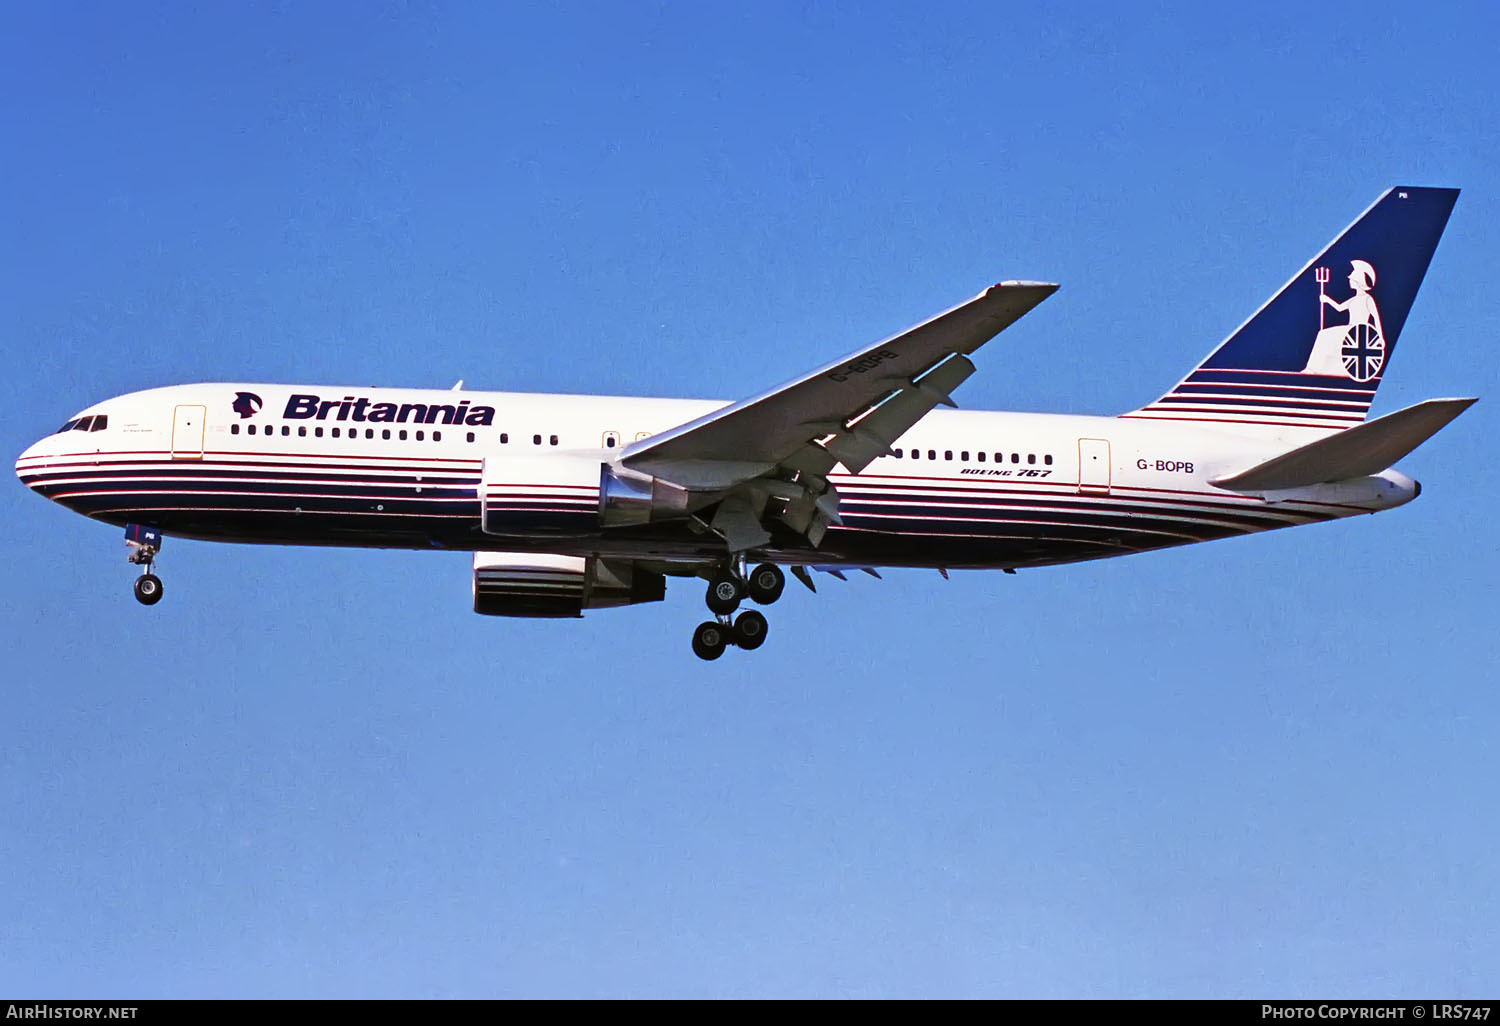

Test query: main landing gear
[691,562,783,660]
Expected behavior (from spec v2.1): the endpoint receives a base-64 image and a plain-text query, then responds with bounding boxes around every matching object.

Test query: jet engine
[472,551,666,618]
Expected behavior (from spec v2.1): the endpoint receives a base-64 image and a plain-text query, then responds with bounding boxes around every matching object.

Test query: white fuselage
[16,382,1418,572]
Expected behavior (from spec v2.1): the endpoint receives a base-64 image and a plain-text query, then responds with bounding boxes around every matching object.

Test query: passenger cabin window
[977,452,985,462]
[314,427,323,438]
[533,434,542,445]
[1045,454,1053,465]
[399,430,408,441]
[549,434,558,446]
[416,430,425,441]
[231,423,240,435]
[1028,453,1036,464]
[281,425,289,436]
[299,427,307,437]
[893,448,903,458]
[603,431,620,449]
[466,431,475,442]
[382,429,391,439]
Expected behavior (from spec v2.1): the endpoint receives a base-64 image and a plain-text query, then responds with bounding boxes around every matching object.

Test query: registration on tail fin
[1125,187,1460,431]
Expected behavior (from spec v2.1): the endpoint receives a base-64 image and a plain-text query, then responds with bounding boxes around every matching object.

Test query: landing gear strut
[691,562,782,659]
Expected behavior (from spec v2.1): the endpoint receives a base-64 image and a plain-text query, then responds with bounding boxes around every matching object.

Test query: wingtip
[1423,396,1480,410]
[994,280,1060,291]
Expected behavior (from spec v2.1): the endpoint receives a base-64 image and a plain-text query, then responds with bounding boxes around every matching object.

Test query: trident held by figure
[1320,264,1332,328]
[1315,266,1330,329]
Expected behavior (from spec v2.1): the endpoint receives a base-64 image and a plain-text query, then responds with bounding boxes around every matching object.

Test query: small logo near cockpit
[231,391,263,419]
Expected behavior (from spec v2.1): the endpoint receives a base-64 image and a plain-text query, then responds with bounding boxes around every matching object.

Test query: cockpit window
[90,415,108,431]
[72,417,94,431]
[56,419,80,434]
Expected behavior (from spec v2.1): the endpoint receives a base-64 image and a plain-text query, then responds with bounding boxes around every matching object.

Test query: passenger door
[1078,438,1110,495]
[171,404,207,460]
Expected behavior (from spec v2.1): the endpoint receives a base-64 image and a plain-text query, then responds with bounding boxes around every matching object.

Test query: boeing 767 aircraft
[16,187,1474,659]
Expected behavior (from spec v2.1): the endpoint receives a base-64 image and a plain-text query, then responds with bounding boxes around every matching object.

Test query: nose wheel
[133,573,164,606]
[127,537,164,606]
[691,564,781,659]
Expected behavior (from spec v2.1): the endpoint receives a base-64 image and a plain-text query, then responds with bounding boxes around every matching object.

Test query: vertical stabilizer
[1125,187,1458,431]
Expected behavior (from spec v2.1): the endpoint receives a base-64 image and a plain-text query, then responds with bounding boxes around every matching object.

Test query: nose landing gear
[125,524,164,606]
[690,562,783,660]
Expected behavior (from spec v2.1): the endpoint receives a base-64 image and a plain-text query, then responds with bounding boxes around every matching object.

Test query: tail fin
[1126,186,1459,431]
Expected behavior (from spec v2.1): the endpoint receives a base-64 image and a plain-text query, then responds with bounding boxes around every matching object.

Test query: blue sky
[3,1,1498,998]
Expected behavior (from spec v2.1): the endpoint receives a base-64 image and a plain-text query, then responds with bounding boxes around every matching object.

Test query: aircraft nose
[16,437,49,492]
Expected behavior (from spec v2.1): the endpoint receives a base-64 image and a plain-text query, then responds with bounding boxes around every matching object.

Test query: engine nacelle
[480,455,690,536]
[472,551,666,618]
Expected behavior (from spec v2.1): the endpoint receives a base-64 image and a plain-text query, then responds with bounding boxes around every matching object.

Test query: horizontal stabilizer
[1211,397,1476,492]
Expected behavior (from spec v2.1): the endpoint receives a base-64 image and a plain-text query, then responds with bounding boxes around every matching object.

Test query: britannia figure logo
[231,391,263,418]
[1302,259,1385,381]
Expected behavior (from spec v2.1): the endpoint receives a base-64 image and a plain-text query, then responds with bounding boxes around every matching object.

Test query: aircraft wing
[620,282,1058,482]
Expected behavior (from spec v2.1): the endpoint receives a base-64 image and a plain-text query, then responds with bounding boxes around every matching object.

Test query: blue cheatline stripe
[1152,394,1367,412]
[20,465,481,486]
[31,468,1351,521]
[843,504,1295,542]
[836,478,1357,513]
[1170,384,1375,404]
[839,495,1328,531]
[26,459,1359,553]
[1132,405,1359,423]
[32,479,477,501]
[1181,369,1378,391]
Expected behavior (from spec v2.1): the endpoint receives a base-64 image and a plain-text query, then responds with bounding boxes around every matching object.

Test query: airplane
[15,186,1475,660]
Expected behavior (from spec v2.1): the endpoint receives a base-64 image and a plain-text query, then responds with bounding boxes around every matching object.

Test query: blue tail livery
[1128,186,1460,431]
